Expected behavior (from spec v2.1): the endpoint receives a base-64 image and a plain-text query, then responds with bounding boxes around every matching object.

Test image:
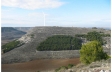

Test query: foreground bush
[80,41,110,64]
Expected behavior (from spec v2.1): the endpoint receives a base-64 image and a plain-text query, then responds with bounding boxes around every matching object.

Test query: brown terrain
[2,27,110,72]
[2,58,80,72]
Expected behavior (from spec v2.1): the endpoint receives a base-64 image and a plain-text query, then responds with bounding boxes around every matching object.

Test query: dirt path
[2,58,80,72]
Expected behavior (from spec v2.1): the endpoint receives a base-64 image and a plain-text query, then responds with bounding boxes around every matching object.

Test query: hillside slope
[1,27,26,45]
[2,27,26,39]
[2,27,111,64]
[14,27,31,32]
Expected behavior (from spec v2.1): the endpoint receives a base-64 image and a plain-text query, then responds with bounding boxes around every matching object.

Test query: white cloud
[1,11,45,26]
[1,0,64,10]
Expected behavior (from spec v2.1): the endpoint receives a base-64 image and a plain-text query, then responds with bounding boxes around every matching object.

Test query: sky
[1,0,111,28]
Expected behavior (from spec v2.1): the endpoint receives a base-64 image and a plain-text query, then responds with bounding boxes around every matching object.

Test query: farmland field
[2,58,80,72]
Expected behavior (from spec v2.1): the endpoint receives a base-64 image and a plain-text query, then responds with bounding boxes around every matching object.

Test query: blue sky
[1,0,111,28]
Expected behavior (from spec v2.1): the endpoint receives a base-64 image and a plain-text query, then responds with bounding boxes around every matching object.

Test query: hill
[2,27,26,40]
[1,27,26,45]
[14,27,31,32]
[2,26,111,64]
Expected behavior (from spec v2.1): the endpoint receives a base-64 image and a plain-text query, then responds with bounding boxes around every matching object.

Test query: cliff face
[2,27,111,64]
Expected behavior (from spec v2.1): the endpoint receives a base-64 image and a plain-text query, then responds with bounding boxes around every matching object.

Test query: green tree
[80,41,109,64]
[86,31,103,45]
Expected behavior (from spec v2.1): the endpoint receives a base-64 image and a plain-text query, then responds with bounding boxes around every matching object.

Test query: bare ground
[2,58,80,72]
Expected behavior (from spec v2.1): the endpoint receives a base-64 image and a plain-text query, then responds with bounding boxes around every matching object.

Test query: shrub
[80,41,109,64]
[55,67,62,72]
[55,64,74,72]
[67,64,74,68]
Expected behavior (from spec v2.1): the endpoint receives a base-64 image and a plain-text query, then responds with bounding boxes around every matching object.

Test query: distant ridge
[2,27,18,32]
[2,27,26,41]
[14,27,31,32]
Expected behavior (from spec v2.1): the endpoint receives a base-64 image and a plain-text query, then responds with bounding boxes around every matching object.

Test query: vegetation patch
[80,41,110,64]
[30,34,34,38]
[67,64,74,68]
[2,40,24,53]
[37,35,82,51]
[55,64,74,72]
[76,31,110,45]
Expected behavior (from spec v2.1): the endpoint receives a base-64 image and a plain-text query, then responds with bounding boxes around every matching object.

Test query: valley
[1,27,111,72]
